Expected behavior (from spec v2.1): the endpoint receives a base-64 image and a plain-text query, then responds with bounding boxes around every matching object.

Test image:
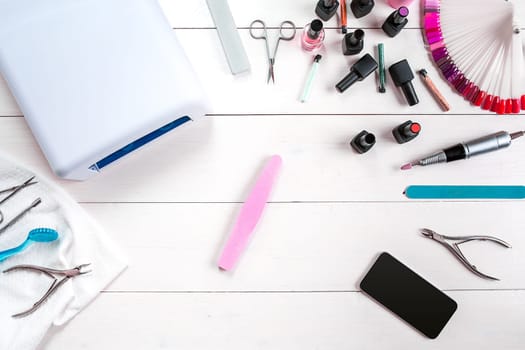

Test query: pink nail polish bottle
[387,0,414,8]
[302,19,325,52]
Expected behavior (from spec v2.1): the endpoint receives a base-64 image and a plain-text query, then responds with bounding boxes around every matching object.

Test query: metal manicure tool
[0,176,38,225]
[3,263,92,318]
[249,19,296,84]
[0,198,42,236]
[401,131,524,170]
[421,228,511,280]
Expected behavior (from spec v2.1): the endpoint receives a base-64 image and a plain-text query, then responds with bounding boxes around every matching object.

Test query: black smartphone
[360,252,457,339]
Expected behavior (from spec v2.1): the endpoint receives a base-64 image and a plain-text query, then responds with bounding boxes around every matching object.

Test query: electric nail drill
[401,131,525,170]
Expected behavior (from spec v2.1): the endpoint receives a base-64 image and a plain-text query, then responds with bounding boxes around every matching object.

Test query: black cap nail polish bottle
[350,0,375,19]
[316,0,339,21]
[392,120,421,144]
[389,59,419,106]
[382,6,409,37]
[302,19,325,51]
[342,29,365,55]
[336,53,378,92]
[351,130,376,154]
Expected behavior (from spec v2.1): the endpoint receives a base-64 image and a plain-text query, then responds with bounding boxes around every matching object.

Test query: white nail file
[206,0,251,75]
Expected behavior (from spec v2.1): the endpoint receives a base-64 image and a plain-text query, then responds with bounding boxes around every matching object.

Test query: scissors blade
[267,59,275,84]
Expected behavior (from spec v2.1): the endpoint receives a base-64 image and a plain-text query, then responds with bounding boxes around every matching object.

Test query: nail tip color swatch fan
[423,0,524,114]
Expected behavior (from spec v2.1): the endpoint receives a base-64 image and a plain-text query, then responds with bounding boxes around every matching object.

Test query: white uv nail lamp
[0,0,210,180]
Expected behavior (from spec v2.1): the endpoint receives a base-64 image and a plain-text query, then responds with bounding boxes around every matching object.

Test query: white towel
[0,154,127,350]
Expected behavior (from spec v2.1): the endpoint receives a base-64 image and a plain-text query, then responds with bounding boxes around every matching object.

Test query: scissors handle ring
[279,20,296,41]
[249,19,267,39]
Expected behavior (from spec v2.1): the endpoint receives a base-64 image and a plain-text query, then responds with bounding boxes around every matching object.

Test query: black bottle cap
[382,7,408,37]
[393,6,409,24]
[343,29,365,55]
[350,0,375,18]
[402,121,421,136]
[336,53,378,92]
[389,59,419,106]
[392,120,421,144]
[308,19,324,39]
[360,133,376,146]
[348,29,364,45]
[352,53,378,79]
[389,59,414,84]
[316,0,339,21]
[351,130,376,154]
[336,72,359,92]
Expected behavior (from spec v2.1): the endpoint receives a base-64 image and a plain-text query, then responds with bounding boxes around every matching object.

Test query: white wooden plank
[1,116,525,202]
[158,0,424,29]
[39,290,525,349]
[1,28,514,117]
[76,202,525,291]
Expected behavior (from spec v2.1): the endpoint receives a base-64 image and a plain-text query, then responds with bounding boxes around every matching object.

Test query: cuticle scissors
[421,228,511,280]
[249,19,296,84]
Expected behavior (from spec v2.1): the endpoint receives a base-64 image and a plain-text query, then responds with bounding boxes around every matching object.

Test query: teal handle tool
[378,43,386,93]
[300,54,322,102]
[0,228,58,262]
[405,185,525,199]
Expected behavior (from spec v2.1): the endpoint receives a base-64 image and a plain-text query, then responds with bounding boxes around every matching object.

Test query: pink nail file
[218,155,282,271]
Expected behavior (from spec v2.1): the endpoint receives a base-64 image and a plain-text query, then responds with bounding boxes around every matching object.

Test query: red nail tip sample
[490,96,500,112]
[505,99,512,114]
[482,94,493,110]
[512,99,520,114]
[472,90,484,106]
[495,99,505,115]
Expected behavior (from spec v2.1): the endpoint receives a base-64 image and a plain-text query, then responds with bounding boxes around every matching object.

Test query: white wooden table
[1,0,525,348]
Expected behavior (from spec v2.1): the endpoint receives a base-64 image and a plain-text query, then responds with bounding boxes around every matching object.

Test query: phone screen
[360,252,457,339]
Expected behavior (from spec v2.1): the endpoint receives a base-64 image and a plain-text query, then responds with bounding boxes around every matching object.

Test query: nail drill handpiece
[401,131,524,170]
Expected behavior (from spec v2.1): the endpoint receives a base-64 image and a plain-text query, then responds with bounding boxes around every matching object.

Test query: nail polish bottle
[302,19,325,52]
[392,120,421,144]
[350,0,375,19]
[382,6,409,37]
[351,130,376,154]
[342,29,364,55]
[336,53,378,93]
[315,0,339,21]
[387,0,414,8]
[389,59,419,106]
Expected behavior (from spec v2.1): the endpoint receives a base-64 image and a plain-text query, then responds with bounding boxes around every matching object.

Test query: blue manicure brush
[0,228,59,262]
[405,185,525,199]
